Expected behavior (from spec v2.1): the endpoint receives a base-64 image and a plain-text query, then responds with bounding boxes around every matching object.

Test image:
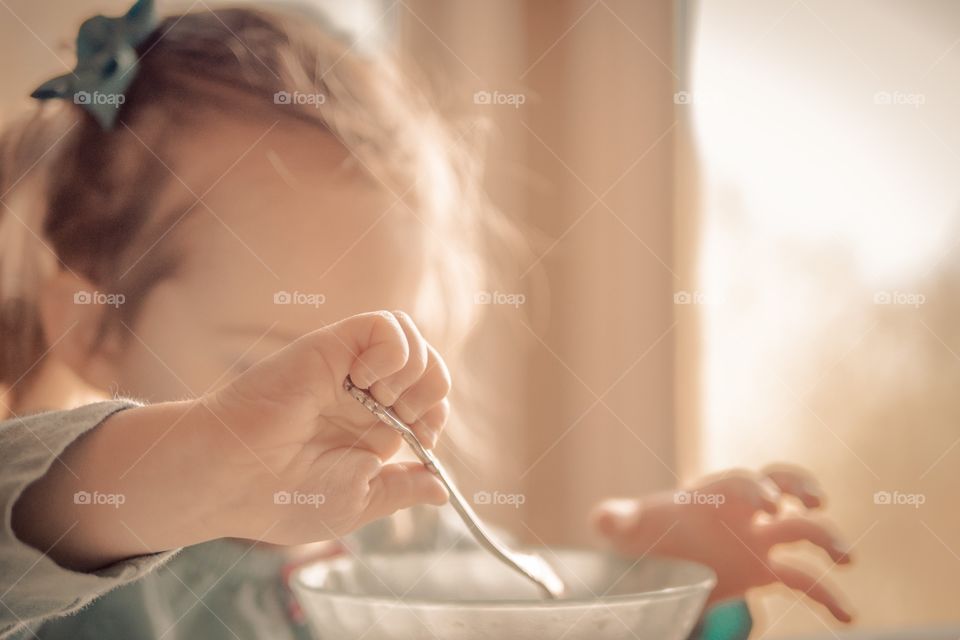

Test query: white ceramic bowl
[292,548,715,640]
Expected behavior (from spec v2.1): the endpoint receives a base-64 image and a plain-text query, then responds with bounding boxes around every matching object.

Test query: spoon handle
[342,376,564,599]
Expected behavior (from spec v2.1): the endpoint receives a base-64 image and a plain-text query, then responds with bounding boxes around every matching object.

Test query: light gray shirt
[0,401,474,640]
[0,401,176,638]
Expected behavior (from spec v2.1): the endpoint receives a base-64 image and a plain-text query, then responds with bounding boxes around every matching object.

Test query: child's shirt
[0,402,475,640]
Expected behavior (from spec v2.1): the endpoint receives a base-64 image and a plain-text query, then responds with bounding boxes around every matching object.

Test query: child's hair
[0,5,514,403]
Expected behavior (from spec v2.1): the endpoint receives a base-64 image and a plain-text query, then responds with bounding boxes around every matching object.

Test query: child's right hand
[12,311,452,570]
[203,310,452,544]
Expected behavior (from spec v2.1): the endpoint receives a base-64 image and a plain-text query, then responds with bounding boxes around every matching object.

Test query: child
[0,2,851,638]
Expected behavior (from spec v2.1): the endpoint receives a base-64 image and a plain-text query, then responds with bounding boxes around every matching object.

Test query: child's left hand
[591,465,853,623]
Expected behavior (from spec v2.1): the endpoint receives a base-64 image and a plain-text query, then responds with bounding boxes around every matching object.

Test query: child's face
[107,117,431,402]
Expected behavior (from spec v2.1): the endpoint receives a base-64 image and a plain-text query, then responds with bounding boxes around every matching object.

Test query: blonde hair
[0,5,516,407]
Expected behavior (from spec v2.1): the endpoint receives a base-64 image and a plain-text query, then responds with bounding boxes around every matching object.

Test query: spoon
[343,376,567,599]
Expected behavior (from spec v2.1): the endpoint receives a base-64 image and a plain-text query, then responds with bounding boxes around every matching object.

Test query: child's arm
[591,466,854,624]
[0,399,160,640]
[4,311,449,634]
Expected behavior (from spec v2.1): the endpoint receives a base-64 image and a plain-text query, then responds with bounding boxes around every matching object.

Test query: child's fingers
[392,345,452,425]
[768,559,854,623]
[762,464,824,509]
[709,474,781,517]
[591,498,644,538]
[369,311,428,406]
[412,399,450,448]
[756,517,852,564]
[361,462,448,524]
[329,311,409,389]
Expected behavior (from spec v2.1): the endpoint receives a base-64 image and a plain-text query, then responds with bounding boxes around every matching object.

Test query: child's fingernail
[832,540,853,561]
[373,383,398,406]
[759,481,781,513]
[759,495,779,514]
[595,500,636,533]
[803,481,824,500]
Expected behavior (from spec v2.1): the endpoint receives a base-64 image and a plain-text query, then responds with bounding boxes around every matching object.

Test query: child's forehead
[124,111,429,308]
[150,117,423,268]
[146,113,413,233]
[164,115,359,192]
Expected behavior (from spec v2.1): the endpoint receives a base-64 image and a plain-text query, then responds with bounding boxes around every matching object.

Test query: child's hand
[13,311,452,570]
[203,311,451,544]
[591,466,853,623]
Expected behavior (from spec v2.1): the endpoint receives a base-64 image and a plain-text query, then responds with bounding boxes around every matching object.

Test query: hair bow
[30,0,158,129]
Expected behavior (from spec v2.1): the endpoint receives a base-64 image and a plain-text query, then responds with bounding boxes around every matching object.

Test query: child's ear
[37,269,124,391]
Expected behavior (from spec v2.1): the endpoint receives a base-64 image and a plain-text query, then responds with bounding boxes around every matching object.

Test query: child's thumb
[362,462,448,523]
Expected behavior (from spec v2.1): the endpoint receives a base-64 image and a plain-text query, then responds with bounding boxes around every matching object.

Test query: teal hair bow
[30,0,158,129]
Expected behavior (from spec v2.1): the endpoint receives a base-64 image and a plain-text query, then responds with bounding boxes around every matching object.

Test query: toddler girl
[0,2,852,637]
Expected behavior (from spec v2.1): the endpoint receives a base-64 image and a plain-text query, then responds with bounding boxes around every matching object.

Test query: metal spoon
[343,376,567,599]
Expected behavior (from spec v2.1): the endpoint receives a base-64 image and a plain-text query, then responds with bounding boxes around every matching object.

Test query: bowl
[292,548,716,640]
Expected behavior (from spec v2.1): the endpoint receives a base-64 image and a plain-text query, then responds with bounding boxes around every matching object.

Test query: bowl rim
[291,548,717,610]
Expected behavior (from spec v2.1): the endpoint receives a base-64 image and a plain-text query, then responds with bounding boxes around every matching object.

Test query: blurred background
[2,0,959,637]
